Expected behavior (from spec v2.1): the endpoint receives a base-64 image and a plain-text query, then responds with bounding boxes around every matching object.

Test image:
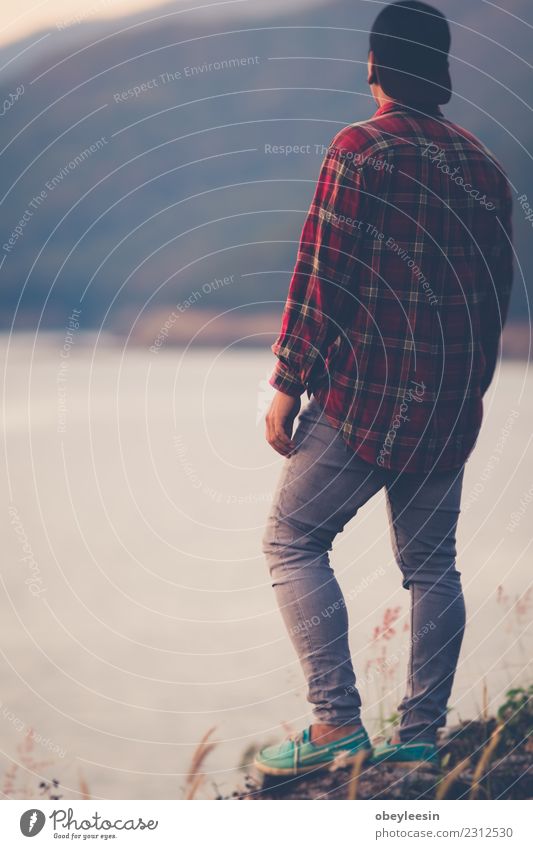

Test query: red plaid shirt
[269,100,513,473]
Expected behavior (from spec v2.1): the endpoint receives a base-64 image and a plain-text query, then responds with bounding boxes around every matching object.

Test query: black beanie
[369,1,452,105]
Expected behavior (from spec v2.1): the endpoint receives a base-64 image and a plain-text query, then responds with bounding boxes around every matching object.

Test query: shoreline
[0,319,530,359]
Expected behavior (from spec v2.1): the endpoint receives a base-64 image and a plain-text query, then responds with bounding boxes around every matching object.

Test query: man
[256,0,513,776]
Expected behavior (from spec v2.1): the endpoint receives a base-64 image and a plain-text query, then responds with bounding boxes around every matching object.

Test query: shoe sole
[254,747,372,777]
[370,758,439,768]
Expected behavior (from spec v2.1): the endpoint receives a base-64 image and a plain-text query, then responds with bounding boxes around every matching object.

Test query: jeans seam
[272,461,316,664]
[389,495,415,740]
[387,494,409,579]
[406,584,415,728]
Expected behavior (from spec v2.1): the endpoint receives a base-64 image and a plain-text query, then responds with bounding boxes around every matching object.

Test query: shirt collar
[374,100,444,119]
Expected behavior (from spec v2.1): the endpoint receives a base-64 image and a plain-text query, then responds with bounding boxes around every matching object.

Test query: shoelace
[286,729,304,744]
[285,729,306,772]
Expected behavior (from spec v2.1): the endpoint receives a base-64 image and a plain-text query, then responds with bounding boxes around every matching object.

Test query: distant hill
[0,0,531,332]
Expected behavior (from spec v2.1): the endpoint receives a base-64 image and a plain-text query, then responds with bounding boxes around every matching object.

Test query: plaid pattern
[269,101,513,473]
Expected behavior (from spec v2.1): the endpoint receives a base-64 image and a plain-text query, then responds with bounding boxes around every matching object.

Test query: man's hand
[265,391,301,456]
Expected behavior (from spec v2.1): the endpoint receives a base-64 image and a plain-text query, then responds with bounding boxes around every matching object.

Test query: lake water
[1,335,531,799]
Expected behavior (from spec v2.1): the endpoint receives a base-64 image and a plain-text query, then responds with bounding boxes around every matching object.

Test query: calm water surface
[1,335,531,798]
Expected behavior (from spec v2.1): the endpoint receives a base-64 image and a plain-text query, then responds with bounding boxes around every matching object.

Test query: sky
[0,0,316,48]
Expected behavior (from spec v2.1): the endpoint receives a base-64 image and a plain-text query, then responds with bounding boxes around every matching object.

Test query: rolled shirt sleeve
[480,173,514,395]
[269,129,367,396]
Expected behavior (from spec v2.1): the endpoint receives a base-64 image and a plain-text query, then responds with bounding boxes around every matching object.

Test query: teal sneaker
[254,726,372,776]
[370,739,439,768]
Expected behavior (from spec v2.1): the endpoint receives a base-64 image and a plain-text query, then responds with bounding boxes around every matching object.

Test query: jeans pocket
[298,395,322,426]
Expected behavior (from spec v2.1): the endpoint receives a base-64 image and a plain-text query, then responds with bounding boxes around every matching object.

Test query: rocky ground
[225,714,532,801]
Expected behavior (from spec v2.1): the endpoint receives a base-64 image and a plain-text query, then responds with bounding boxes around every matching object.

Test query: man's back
[271,101,513,474]
[262,0,516,778]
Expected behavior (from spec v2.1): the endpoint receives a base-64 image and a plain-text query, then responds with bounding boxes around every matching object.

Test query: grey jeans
[262,395,466,743]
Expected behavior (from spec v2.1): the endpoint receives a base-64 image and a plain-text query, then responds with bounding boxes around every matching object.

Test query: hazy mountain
[0,0,531,332]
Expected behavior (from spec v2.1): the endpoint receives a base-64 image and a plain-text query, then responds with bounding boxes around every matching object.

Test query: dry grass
[482,678,489,723]
[469,724,504,800]
[1,728,55,799]
[184,726,218,800]
[436,756,471,799]
[78,770,91,800]
[346,749,371,800]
